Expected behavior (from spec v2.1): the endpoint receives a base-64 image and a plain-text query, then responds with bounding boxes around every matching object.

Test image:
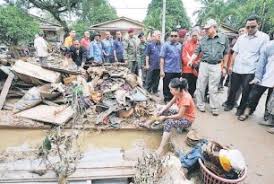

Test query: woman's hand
[158,116,166,122]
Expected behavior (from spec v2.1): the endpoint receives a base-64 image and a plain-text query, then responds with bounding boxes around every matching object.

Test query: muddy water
[0,129,162,151]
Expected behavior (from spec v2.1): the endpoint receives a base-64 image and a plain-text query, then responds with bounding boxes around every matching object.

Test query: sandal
[238,114,249,121]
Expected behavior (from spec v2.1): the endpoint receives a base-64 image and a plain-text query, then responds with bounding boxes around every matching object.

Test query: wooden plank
[0,72,14,110]
[11,60,61,83]
[16,105,74,125]
[0,167,135,182]
[42,65,81,75]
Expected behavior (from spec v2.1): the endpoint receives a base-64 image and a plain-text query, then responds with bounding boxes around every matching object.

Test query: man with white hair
[145,30,162,94]
[80,31,90,49]
[188,19,229,116]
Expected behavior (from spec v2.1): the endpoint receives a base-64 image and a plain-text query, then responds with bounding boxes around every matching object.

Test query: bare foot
[155,147,164,157]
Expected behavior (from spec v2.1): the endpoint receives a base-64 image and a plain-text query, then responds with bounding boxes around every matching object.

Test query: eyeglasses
[170,35,178,38]
[246,25,256,29]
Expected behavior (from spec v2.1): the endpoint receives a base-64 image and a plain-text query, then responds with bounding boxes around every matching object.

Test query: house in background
[220,23,239,40]
[89,16,145,39]
[30,14,65,43]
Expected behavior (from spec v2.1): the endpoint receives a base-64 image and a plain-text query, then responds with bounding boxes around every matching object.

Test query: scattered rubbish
[186,130,202,147]
[134,153,193,184]
[13,87,42,113]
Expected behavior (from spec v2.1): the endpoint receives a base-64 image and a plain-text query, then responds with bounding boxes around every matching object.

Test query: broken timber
[16,105,74,125]
[0,67,15,110]
[11,60,61,83]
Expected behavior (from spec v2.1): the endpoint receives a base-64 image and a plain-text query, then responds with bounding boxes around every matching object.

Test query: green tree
[0,5,39,45]
[14,0,81,33]
[144,0,191,32]
[79,0,118,25]
[194,0,274,34]
[72,0,118,36]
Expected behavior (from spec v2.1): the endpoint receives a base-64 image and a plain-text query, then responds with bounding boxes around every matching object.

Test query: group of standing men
[34,15,274,133]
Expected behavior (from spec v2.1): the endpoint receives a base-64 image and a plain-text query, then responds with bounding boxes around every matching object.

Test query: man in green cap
[188,19,229,116]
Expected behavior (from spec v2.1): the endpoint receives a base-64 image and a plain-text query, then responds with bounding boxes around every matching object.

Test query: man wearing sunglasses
[224,15,269,117]
[188,19,229,116]
[160,30,182,103]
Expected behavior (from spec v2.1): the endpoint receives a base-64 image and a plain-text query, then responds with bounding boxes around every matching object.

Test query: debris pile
[0,56,159,129]
[134,153,193,184]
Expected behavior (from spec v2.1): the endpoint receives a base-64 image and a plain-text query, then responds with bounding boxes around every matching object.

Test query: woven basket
[198,159,247,184]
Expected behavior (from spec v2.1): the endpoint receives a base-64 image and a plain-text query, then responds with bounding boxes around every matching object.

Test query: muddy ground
[173,91,274,184]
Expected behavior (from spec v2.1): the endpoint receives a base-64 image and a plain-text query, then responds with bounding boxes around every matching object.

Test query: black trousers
[226,72,255,113]
[145,69,160,93]
[182,73,197,97]
[163,72,181,102]
[247,85,273,113]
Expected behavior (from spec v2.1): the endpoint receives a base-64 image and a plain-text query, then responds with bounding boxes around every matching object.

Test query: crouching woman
[156,78,196,156]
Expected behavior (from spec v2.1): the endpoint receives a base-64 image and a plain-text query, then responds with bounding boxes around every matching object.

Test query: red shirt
[175,92,196,123]
[80,38,90,49]
[182,39,201,74]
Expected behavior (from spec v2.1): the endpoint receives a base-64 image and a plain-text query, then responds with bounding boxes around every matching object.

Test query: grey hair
[153,30,161,37]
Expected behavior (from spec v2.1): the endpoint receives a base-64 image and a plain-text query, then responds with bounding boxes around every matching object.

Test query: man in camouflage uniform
[137,32,147,84]
[124,28,138,74]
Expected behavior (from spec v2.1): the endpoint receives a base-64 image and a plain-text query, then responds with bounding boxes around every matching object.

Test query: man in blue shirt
[88,32,103,63]
[160,30,182,102]
[102,31,114,63]
[113,31,125,63]
[145,30,162,94]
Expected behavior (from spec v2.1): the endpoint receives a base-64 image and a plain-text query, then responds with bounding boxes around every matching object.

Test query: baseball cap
[204,19,217,29]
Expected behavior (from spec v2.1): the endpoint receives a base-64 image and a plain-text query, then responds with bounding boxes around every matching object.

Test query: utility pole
[161,0,166,42]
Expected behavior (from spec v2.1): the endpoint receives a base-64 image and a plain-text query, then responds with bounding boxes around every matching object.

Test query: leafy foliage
[144,0,191,32]
[13,0,117,34]
[194,0,274,34]
[72,0,118,36]
[0,5,39,45]
[25,0,80,32]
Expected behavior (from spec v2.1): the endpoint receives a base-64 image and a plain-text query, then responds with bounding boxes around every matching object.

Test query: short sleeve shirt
[160,41,182,73]
[232,31,269,74]
[195,33,229,64]
[145,41,161,70]
[175,92,196,122]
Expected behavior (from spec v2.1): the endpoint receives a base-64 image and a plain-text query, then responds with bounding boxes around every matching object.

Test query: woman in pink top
[139,78,196,156]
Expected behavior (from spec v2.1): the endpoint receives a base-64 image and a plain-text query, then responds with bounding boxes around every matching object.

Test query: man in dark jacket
[68,40,87,68]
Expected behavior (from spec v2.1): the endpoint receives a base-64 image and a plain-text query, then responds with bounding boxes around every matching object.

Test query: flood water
[0,129,162,152]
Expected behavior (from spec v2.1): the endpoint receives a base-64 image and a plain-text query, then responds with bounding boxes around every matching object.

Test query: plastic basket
[198,159,247,184]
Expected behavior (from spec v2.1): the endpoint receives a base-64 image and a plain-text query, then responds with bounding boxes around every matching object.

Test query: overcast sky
[0,0,201,24]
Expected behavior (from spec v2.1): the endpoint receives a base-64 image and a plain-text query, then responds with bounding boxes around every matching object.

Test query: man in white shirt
[237,41,274,122]
[34,32,48,64]
[224,15,269,116]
